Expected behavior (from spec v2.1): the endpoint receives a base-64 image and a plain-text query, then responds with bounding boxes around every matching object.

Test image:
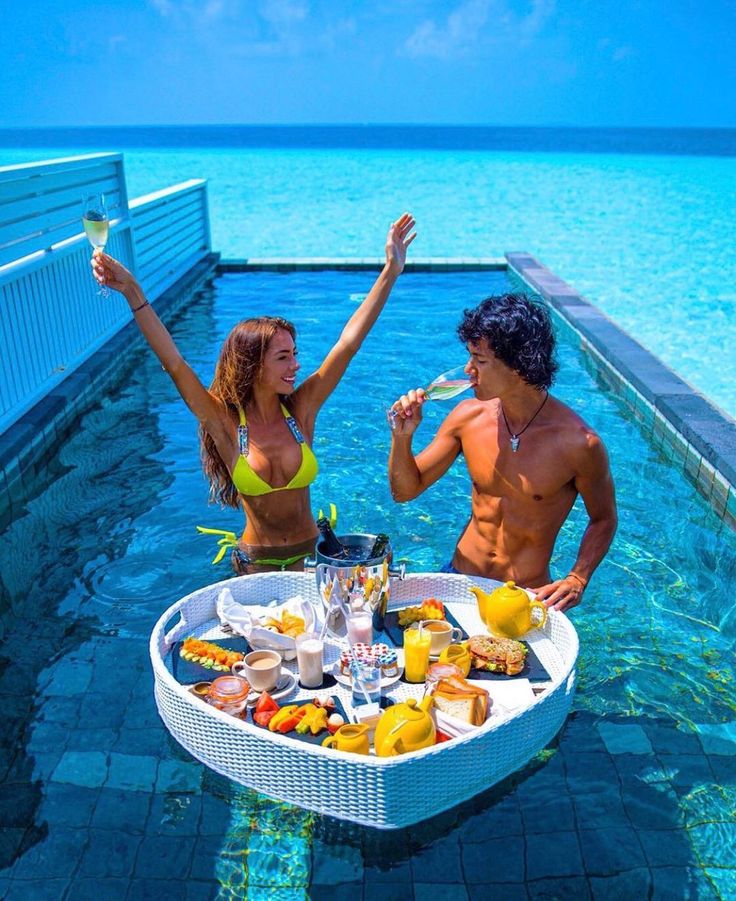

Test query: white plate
[246,669,297,703]
[331,658,404,690]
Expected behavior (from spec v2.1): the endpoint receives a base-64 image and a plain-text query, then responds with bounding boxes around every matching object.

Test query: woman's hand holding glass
[91,251,139,297]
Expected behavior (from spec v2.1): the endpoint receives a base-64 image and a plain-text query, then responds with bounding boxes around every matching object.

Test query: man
[388,293,617,613]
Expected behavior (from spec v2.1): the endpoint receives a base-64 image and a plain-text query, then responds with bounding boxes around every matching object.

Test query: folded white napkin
[433,709,480,738]
[216,587,316,660]
[470,678,535,712]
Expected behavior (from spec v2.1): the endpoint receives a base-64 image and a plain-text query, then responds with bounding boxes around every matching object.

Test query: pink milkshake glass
[345,608,373,646]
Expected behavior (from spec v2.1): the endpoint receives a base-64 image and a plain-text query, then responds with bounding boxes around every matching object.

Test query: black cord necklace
[500,392,549,453]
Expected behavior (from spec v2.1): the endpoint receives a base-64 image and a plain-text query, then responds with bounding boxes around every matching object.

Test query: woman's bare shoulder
[204,397,239,447]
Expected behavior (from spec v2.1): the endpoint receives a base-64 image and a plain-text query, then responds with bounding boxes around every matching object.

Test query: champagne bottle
[368,533,390,560]
[316,518,346,559]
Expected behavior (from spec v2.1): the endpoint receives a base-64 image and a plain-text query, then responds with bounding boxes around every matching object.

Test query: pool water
[1,271,735,898]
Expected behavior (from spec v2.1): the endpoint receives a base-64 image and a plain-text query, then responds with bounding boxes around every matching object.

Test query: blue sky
[1,0,734,127]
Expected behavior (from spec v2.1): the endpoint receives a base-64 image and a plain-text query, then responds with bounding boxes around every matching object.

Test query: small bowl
[189,681,212,698]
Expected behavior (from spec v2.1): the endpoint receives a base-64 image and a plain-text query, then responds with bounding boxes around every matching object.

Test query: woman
[92,213,416,574]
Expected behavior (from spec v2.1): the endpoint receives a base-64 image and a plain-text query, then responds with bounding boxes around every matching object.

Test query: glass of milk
[345,607,373,646]
[295,632,325,688]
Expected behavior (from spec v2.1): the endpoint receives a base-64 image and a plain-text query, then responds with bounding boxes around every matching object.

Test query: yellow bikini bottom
[196,504,337,568]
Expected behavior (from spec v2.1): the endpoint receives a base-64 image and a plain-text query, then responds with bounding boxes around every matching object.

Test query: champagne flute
[82,193,110,297]
[387,364,473,428]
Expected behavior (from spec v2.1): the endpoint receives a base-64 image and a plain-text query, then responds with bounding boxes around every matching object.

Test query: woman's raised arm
[92,252,230,441]
[295,213,416,419]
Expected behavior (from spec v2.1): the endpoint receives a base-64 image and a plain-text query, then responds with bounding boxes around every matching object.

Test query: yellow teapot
[373,697,436,757]
[469,581,548,640]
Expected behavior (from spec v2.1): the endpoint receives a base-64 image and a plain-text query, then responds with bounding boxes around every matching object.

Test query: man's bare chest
[462,434,575,502]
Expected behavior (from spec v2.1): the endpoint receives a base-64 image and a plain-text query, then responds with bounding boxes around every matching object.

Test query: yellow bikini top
[232,404,319,497]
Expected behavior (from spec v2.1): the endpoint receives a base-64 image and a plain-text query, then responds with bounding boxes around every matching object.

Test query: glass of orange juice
[403,624,431,683]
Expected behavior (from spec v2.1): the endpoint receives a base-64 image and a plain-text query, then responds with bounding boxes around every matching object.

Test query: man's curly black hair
[457,293,558,390]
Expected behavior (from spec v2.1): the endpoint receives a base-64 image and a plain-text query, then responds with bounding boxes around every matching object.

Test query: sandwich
[467,635,527,676]
[432,675,490,726]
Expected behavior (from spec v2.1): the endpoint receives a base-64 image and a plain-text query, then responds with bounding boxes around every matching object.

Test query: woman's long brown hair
[200,316,297,507]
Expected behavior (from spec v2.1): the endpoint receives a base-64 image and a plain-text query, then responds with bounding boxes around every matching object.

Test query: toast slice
[433,693,477,724]
[433,677,490,726]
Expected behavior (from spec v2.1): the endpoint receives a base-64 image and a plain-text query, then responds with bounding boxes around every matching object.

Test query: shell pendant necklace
[500,391,549,452]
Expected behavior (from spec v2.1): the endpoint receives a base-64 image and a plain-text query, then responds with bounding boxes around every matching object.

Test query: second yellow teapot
[469,581,548,640]
[373,696,435,757]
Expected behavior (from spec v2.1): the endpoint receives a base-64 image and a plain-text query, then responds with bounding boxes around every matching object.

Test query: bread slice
[473,691,488,724]
[433,676,490,726]
[433,692,477,724]
[437,674,477,695]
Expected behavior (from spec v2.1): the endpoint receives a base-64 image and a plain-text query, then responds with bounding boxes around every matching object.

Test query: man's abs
[452,495,574,586]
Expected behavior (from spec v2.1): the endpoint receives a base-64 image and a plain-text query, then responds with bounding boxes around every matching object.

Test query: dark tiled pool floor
[1,630,734,901]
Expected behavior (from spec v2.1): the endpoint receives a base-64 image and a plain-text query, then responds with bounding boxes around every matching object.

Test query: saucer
[247,669,297,703]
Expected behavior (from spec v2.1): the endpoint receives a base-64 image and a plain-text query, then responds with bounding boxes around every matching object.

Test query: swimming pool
[1,270,735,898]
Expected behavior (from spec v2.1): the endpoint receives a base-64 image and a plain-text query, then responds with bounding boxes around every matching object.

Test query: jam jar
[424,661,464,690]
[206,675,251,716]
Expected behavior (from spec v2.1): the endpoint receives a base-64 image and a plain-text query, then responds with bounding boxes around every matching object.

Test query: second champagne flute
[387,364,473,428]
[82,193,110,298]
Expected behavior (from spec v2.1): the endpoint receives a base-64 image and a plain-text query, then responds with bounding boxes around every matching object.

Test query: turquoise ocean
[1,125,735,419]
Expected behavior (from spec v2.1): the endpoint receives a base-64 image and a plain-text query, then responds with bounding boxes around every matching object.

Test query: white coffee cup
[233,649,282,692]
[419,619,463,656]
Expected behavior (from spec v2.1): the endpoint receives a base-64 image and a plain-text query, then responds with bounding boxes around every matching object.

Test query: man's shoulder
[447,397,497,429]
[548,395,607,456]
[456,396,492,414]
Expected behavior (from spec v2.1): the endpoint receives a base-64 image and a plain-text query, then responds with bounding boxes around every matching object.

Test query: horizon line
[1,123,735,132]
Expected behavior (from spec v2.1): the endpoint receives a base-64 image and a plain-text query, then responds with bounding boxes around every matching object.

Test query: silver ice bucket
[304,532,405,636]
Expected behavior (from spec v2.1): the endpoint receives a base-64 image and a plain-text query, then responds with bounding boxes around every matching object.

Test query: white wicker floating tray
[150,572,579,830]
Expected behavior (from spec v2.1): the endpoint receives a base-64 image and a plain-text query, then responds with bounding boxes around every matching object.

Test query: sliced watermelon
[254,691,279,715]
[253,709,278,727]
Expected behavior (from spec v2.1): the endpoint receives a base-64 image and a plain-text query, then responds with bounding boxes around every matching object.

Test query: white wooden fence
[130,180,211,300]
[0,153,211,434]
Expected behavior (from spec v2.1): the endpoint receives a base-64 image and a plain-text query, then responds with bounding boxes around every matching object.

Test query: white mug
[419,619,464,656]
[232,649,281,692]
